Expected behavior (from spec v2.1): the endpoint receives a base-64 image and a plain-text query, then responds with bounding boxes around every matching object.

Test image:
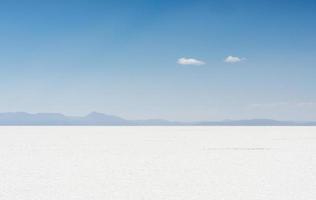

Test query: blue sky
[1,0,316,121]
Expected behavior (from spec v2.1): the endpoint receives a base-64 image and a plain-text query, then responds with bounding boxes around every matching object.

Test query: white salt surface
[0,126,315,200]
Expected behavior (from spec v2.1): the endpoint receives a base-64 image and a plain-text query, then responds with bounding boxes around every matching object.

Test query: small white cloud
[297,102,316,107]
[224,56,245,63]
[177,57,205,66]
[249,102,316,109]
[249,102,289,109]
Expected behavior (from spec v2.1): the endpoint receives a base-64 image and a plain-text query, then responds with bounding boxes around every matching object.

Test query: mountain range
[0,112,315,126]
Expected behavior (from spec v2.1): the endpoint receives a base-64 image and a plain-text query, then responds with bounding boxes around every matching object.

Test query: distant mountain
[79,112,130,125]
[0,112,129,125]
[193,119,316,126]
[0,112,70,125]
[0,112,315,126]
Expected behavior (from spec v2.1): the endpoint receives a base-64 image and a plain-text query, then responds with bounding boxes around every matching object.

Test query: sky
[0,0,316,121]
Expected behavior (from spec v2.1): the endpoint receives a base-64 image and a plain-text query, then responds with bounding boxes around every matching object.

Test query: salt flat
[0,126,315,200]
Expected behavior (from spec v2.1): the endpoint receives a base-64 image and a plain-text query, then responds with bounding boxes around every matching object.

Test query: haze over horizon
[1,0,316,121]
[0,111,316,126]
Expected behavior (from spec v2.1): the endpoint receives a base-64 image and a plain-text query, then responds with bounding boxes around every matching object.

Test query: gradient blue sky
[1,0,316,121]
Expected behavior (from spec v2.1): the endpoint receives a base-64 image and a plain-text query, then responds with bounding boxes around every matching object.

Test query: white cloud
[224,56,245,63]
[249,102,316,109]
[297,102,316,107]
[249,102,289,109]
[177,57,205,66]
